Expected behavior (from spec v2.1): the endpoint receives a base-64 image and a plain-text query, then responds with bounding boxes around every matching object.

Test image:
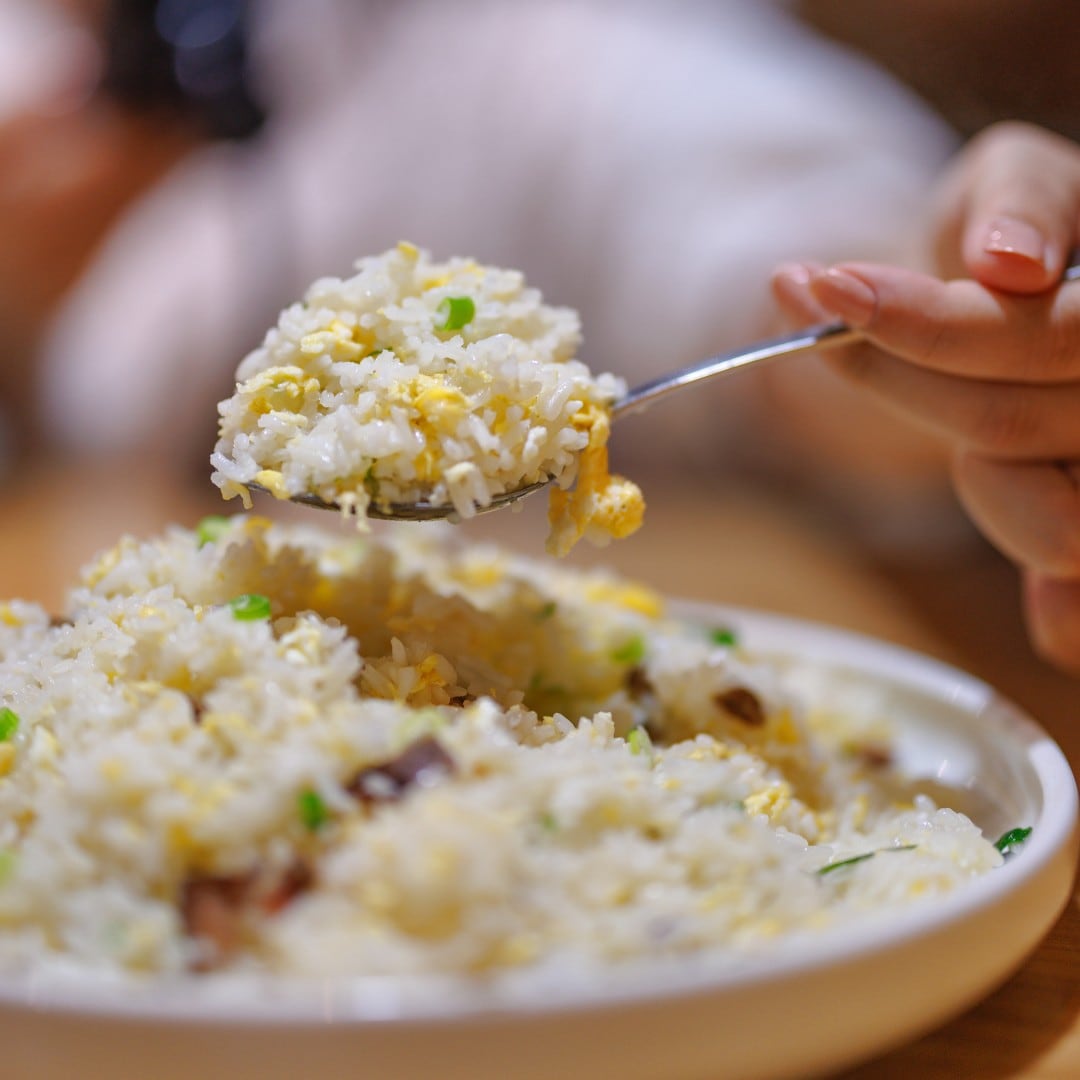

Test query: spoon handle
[615,256,1080,421]
[612,321,859,419]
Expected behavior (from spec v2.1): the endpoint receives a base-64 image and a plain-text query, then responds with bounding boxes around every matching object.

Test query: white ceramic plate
[0,604,1075,1080]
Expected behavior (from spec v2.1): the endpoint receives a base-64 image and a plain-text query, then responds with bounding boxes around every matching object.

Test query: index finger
[809,262,1080,383]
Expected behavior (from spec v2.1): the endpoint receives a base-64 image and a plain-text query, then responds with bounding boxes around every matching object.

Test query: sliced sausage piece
[346,736,455,804]
[713,687,765,726]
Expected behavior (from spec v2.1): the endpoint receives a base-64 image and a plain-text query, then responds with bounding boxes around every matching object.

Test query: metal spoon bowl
[251,476,551,520]
[247,319,860,520]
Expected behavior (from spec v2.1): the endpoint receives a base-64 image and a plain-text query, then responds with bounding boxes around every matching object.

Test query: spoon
[248,319,859,519]
[253,254,1080,521]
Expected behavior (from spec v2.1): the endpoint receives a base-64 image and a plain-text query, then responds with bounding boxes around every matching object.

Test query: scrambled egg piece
[546,407,645,557]
[254,469,290,500]
[581,578,663,618]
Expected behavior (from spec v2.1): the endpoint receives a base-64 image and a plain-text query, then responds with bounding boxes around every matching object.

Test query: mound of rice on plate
[211,243,644,556]
[0,516,1001,978]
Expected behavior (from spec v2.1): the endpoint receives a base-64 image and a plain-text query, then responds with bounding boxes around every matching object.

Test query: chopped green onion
[435,296,475,331]
[195,515,230,548]
[539,812,559,832]
[818,851,876,875]
[228,594,272,621]
[817,844,916,875]
[612,635,646,665]
[298,789,329,832]
[626,726,653,755]
[710,627,738,647]
[535,601,558,621]
[363,463,380,497]
[994,826,1033,855]
[0,707,19,741]
[0,849,16,885]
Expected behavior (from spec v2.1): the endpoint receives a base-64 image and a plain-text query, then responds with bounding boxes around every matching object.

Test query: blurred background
[797,0,1080,144]
[0,0,1078,731]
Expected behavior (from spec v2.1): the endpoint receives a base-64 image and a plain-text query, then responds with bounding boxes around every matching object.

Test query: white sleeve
[40,0,957,463]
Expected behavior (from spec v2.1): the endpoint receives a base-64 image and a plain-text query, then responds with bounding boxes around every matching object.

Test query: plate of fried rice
[0,517,1074,1080]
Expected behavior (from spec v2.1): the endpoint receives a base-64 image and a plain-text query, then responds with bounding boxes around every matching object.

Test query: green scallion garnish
[228,594,272,621]
[435,296,475,331]
[626,727,653,755]
[710,627,738,647]
[0,707,19,741]
[818,852,877,875]
[612,635,646,665]
[535,601,557,621]
[994,826,1032,855]
[298,789,329,832]
[539,812,559,832]
[0,849,16,885]
[195,515,230,548]
[817,844,916,875]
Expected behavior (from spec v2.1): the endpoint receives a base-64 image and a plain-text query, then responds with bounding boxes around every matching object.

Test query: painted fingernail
[984,216,1047,266]
[809,268,876,327]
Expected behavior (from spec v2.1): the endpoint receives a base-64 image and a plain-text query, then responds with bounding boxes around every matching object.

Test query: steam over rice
[211,244,644,555]
[0,517,1001,979]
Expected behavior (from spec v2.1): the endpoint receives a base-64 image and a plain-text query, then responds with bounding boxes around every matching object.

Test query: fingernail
[809,268,876,327]
[773,262,812,286]
[771,262,813,307]
[984,216,1047,266]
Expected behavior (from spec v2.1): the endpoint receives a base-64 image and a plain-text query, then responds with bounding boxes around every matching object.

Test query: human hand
[771,122,1080,673]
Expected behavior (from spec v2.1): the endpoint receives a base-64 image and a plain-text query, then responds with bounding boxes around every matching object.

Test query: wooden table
[3,459,1078,1078]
